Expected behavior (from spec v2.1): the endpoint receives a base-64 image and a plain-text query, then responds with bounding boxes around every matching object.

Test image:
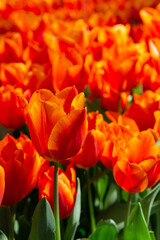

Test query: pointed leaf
[0,206,13,239]
[150,231,156,240]
[89,219,118,240]
[28,197,55,240]
[104,183,118,210]
[96,174,108,202]
[124,203,151,240]
[17,216,30,240]
[151,200,160,215]
[0,231,8,240]
[64,178,81,240]
[141,182,160,224]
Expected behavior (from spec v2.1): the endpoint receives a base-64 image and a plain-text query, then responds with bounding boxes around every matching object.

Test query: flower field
[0,0,160,239]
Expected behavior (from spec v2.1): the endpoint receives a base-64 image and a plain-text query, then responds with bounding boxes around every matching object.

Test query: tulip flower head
[113,130,160,193]
[38,164,76,218]
[0,85,31,129]
[0,133,45,205]
[71,112,106,168]
[20,86,87,161]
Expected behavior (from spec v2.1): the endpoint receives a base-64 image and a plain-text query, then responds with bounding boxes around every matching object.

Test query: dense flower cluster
[0,0,160,224]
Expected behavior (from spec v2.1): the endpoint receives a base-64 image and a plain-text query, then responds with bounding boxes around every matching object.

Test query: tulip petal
[128,131,156,164]
[71,92,85,110]
[113,161,148,193]
[2,160,28,205]
[73,129,105,168]
[0,166,5,205]
[48,108,87,160]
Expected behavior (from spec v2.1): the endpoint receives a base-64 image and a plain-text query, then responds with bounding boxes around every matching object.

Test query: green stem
[54,161,61,240]
[124,192,132,229]
[86,169,96,233]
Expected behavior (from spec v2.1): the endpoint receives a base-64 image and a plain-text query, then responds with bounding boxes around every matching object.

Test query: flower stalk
[54,161,61,240]
[124,192,132,229]
[86,169,96,233]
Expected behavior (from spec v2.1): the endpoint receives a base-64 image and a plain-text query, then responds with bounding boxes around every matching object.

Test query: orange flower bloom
[0,62,53,93]
[71,112,105,168]
[48,36,90,93]
[89,24,148,95]
[100,116,138,169]
[38,164,76,218]
[140,5,160,38]
[113,130,160,193]
[140,38,160,91]
[0,85,31,129]
[20,86,87,161]
[0,133,45,205]
[0,32,23,62]
[124,90,160,131]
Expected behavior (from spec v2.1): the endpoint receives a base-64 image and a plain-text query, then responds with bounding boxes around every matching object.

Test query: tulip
[0,133,46,205]
[0,85,31,129]
[113,130,160,193]
[0,32,23,62]
[71,112,105,168]
[100,114,139,169]
[38,164,76,218]
[20,86,87,161]
[0,62,53,94]
[123,89,160,131]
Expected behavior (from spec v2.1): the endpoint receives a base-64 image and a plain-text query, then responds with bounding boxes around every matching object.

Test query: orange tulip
[0,62,53,94]
[71,112,105,168]
[89,24,149,96]
[100,118,138,169]
[48,36,90,93]
[123,90,160,131]
[0,133,45,205]
[38,164,76,218]
[0,32,23,62]
[140,38,160,91]
[20,86,87,161]
[0,85,31,129]
[140,5,160,38]
[113,130,160,193]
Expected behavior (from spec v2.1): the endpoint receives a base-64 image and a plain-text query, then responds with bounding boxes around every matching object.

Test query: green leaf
[132,83,143,95]
[104,183,118,210]
[16,216,30,240]
[124,202,151,240]
[0,231,8,240]
[121,190,129,202]
[28,197,55,240]
[89,219,118,240]
[151,200,160,215]
[64,178,81,240]
[96,174,108,202]
[0,206,13,240]
[141,182,160,224]
[149,231,156,240]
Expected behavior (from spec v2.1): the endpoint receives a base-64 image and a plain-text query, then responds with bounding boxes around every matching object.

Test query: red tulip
[0,133,46,205]
[71,112,105,168]
[38,164,76,218]
[0,85,31,129]
[113,130,160,193]
[19,86,87,161]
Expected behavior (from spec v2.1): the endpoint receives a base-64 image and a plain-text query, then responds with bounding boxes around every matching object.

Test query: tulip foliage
[1,0,160,240]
